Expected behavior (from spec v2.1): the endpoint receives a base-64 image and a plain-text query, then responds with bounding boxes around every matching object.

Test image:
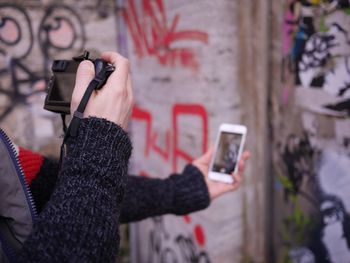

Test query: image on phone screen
[212,132,242,174]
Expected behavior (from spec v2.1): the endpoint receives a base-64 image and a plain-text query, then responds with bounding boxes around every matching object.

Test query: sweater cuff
[64,117,132,172]
[61,117,132,197]
[171,164,210,215]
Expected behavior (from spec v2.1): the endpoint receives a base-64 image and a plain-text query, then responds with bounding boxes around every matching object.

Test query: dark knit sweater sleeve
[17,117,132,263]
[120,164,210,223]
[29,158,59,213]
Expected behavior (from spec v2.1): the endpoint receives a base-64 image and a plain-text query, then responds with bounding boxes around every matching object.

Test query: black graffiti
[280,132,350,260]
[298,33,335,73]
[299,22,348,74]
[334,0,350,8]
[320,195,350,245]
[147,217,171,263]
[96,0,113,18]
[147,217,211,263]
[284,1,316,84]
[0,4,34,58]
[281,133,318,207]
[38,4,86,81]
[306,194,350,262]
[0,4,86,121]
[0,17,21,45]
[338,56,350,97]
[285,1,350,88]
[322,56,350,116]
[176,235,210,263]
[324,98,350,116]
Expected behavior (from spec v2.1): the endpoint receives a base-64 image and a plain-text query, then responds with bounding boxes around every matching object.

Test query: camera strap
[59,70,110,168]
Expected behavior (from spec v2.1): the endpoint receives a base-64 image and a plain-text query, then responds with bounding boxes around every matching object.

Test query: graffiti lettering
[122,0,209,72]
[38,4,85,80]
[147,217,211,263]
[132,103,208,173]
[132,103,210,261]
[282,2,350,116]
[172,104,208,171]
[0,4,86,121]
[278,132,350,261]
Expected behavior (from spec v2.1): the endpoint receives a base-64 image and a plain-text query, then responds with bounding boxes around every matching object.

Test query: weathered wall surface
[8,0,346,262]
[1,0,269,262]
[123,0,268,262]
[0,0,117,156]
[271,0,350,262]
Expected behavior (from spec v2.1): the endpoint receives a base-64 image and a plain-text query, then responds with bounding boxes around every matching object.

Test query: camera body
[44,51,114,114]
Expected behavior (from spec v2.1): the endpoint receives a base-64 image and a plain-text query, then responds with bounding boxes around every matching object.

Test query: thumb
[197,146,214,163]
[71,60,95,114]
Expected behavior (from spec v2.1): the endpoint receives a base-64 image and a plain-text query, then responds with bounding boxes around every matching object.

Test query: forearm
[25,146,210,225]
[120,164,210,223]
[17,118,132,263]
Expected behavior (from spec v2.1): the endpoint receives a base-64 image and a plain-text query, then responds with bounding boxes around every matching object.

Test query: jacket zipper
[0,128,38,221]
[0,128,39,262]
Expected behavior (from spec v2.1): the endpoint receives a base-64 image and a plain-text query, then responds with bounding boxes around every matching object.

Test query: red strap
[18,147,44,185]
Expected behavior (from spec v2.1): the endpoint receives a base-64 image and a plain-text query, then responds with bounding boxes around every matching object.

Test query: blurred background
[0,0,349,262]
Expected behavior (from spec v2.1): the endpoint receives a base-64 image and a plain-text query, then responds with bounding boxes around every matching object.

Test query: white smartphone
[208,123,247,184]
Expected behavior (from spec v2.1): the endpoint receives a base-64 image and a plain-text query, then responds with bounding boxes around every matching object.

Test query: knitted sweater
[14,118,210,262]
[16,117,131,262]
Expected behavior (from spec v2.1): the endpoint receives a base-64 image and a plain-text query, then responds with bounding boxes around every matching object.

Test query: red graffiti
[123,0,209,72]
[139,170,150,177]
[194,224,206,247]
[151,130,170,160]
[172,104,208,172]
[183,215,191,224]
[131,106,152,156]
[184,214,206,247]
[131,103,209,248]
[131,103,208,173]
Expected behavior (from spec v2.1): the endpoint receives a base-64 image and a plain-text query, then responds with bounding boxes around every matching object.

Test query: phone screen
[211,132,242,174]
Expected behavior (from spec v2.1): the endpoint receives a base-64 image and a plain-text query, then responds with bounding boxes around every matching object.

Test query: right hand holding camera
[71,51,134,129]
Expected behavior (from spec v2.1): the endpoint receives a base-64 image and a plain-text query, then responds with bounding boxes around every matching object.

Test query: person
[0,51,250,263]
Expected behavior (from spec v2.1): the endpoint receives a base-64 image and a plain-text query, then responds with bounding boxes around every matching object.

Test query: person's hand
[71,51,134,129]
[192,147,250,200]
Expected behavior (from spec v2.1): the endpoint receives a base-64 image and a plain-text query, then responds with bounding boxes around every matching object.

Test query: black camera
[44,51,114,114]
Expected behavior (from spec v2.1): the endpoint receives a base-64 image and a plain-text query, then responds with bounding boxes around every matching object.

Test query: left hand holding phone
[192,147,250,200]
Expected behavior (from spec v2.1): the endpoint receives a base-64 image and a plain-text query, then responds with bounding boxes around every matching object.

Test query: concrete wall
[6,0,349,262]
[0,0,117,156]
[0,0,268,262]
[271,0,350,262]
[123,0,268,262]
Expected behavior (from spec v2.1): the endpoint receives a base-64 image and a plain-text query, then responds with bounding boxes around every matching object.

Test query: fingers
[71,60,95,113]
[237,151,250,172]
[126,73,134,105]
[124,73,134,126]
[101,51,130,86]
[192,145,214,170]
[232,173,242,185]
[201,146,215,162]
[242,151,251,161]
[100,51,122,66]
[231,150,250,186]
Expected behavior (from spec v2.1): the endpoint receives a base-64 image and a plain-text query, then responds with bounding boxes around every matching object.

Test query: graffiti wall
[0,0,117,155]
[121,0,263,262]
[0,0,269,261]
[275,0,350,262]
